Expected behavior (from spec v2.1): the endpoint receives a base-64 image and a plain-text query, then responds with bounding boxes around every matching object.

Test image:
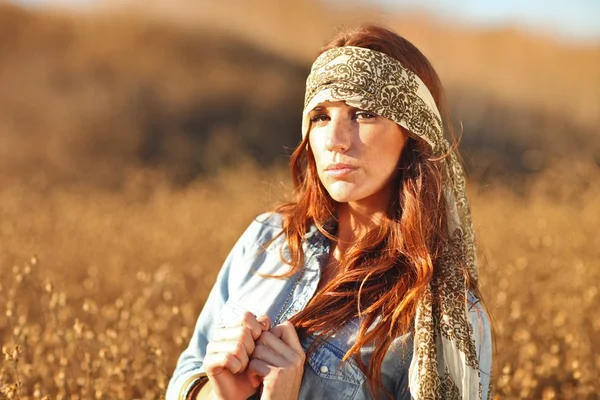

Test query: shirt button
[320,365,329,374]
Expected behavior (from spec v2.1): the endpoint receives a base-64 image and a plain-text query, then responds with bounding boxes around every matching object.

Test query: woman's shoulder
[466,292,490,330]
[253,211,284,229]
[466,292,491,342]
[237,212,285,249]
[248,212,284,235]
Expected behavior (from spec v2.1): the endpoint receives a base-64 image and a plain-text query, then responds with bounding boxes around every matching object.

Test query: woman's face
[308,101,409,208]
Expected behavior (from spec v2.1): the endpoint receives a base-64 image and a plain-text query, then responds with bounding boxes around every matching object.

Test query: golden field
[1,1,599,399]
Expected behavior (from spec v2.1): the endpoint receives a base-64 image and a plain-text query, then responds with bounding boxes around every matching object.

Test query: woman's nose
[325,117,351,153]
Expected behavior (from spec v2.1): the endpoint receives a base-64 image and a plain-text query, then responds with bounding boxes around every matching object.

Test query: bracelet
[180,373,209,400]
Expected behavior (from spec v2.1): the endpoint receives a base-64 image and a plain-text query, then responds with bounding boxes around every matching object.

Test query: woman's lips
[325,163,358,178]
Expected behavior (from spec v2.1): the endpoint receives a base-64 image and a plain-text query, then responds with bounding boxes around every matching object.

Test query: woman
[166,25,492,400]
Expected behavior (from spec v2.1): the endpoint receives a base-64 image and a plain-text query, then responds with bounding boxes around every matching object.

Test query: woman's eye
[355,111,376,120]
[310,114,329,123]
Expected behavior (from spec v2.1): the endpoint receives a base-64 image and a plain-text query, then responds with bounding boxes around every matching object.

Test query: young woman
[166,25,492,400]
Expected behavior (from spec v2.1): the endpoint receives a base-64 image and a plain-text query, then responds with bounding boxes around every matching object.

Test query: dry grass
[0,165,286,399]
[473,160,600,399]
[1,162,599,399]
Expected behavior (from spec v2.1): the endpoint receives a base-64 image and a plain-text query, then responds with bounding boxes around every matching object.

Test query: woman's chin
[327,190,361,204]
[325,182,371,203]
[326,184,390,208]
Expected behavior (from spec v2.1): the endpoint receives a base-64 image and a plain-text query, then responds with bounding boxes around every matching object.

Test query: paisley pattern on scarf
[302,46,490,400]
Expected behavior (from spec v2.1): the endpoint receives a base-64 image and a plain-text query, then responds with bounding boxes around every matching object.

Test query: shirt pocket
[300,339,366,400]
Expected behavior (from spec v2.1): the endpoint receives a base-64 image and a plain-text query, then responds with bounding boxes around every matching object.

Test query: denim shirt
[166,213,492,400]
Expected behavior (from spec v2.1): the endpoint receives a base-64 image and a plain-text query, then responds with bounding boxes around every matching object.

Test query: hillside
[0,2,599,188]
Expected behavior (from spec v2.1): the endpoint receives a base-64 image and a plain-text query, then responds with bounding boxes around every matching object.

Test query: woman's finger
[207,338,252,367]
[255,331,296,363]
[211,325,256,356]
[245,367,263,389]
[268,321,305,357]
[204,351,243,375]
[237,311,265,340]
[248,358,272,378]
[252,342,289,367]
[256,314,272,332]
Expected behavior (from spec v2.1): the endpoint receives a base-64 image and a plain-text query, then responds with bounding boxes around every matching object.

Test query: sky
[10,0,600,44]
[375,0,600,44]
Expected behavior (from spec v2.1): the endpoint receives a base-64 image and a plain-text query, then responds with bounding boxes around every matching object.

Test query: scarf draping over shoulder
[302,46,490,400]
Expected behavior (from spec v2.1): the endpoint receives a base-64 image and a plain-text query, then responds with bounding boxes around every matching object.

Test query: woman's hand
[248,321,306,400]
[203,312,271,400]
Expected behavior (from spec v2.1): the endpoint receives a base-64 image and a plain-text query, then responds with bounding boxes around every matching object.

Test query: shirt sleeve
[165,215,267,400]
[468,295,493,400]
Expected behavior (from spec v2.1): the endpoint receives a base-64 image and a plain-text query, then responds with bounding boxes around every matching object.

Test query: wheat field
[1,163,599,399]
[1,2,599,399]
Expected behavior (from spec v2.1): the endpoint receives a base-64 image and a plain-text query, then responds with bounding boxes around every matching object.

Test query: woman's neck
[334,200,387,254]
[320,196,389,291]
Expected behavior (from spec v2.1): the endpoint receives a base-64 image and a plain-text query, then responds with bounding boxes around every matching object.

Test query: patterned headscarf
[302,46,487,399]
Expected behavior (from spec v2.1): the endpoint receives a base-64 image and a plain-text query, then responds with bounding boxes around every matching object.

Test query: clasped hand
[204,312,306,400]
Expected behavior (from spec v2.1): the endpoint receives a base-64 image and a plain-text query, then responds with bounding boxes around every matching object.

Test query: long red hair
[275,25,472,397]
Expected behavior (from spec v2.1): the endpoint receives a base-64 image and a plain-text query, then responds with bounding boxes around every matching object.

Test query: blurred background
[0,0,598,399]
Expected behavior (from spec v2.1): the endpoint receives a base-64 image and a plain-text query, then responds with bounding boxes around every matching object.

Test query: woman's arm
[165,215,271,400]
[468,295,493,400]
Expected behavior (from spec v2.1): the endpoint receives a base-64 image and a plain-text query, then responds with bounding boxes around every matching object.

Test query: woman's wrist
[196,380,214,400]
